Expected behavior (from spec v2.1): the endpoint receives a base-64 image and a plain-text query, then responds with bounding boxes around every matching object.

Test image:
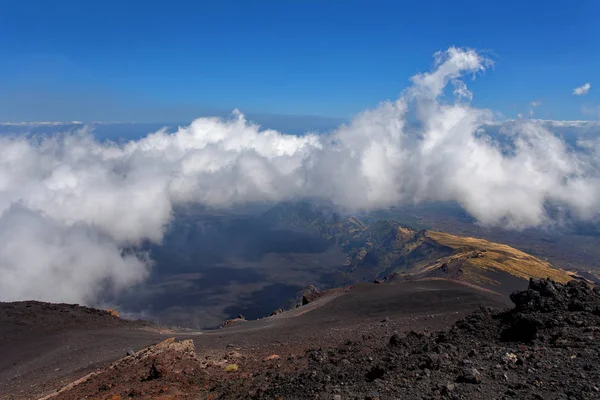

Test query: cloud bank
[1,47,599,305]
[573,82,591,95]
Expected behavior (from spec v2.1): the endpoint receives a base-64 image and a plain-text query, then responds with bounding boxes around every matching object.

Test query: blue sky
[1,0,599,124]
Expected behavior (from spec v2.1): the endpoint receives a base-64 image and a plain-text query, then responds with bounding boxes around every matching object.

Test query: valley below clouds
[1,47,599,321]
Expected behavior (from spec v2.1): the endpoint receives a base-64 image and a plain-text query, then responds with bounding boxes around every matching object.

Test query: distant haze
[1,47,599,306]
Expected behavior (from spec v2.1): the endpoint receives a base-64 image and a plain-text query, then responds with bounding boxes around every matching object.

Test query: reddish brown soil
[0,279,511,399]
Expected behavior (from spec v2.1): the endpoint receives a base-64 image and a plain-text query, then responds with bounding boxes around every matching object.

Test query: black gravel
[217,278,600,399]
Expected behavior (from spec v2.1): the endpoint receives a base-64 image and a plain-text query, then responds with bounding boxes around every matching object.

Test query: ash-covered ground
[215,279,600,399]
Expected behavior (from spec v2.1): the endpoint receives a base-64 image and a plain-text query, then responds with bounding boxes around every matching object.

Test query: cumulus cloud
[573,82,591,95]
[0,205,148,304]
[1,46,600,305]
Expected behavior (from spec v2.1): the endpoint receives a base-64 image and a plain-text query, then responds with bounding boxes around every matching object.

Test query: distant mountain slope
[264,202,580,294]
[385,230,578,294]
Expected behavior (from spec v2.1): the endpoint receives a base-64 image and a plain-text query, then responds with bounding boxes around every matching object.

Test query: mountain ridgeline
[264,202,579,295]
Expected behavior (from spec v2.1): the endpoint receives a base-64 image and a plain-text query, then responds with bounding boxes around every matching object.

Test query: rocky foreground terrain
[214,278,600,399]
[13,278,597,400]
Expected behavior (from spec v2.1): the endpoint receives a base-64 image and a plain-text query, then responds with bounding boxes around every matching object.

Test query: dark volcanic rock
[456,367,481,384]
[502,278,600,343]
[300,285,321,305]
[365,364,386,382]
[21,279,595,399]
[223,278,600,399]
[388,332,402,347]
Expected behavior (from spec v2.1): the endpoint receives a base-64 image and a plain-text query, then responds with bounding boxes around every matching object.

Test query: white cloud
[573,82,591,95]
[1,47,600,305]
[534,119,600,127]
[0,205,148,304]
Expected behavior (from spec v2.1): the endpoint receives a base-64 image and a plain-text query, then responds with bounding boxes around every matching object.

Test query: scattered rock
[146,362,161,380]
[456,367,482,384]
[31,279,600,400]
[300,285,321,305]
[389,332,402,347]
[365,365,386,382]
[224,364,239,373]
[503,353,518,364]
[263,354,280,362]
[269,309,283,317]
[365,391,380,400]
[442,382,455,394]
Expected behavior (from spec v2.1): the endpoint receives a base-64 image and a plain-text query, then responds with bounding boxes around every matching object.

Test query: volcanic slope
[381,230,579,295]
[3,278,598,399]
[0,302,165,399]
[1,279,508,399]
[264,202,579,294]
[221,278,600,400]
